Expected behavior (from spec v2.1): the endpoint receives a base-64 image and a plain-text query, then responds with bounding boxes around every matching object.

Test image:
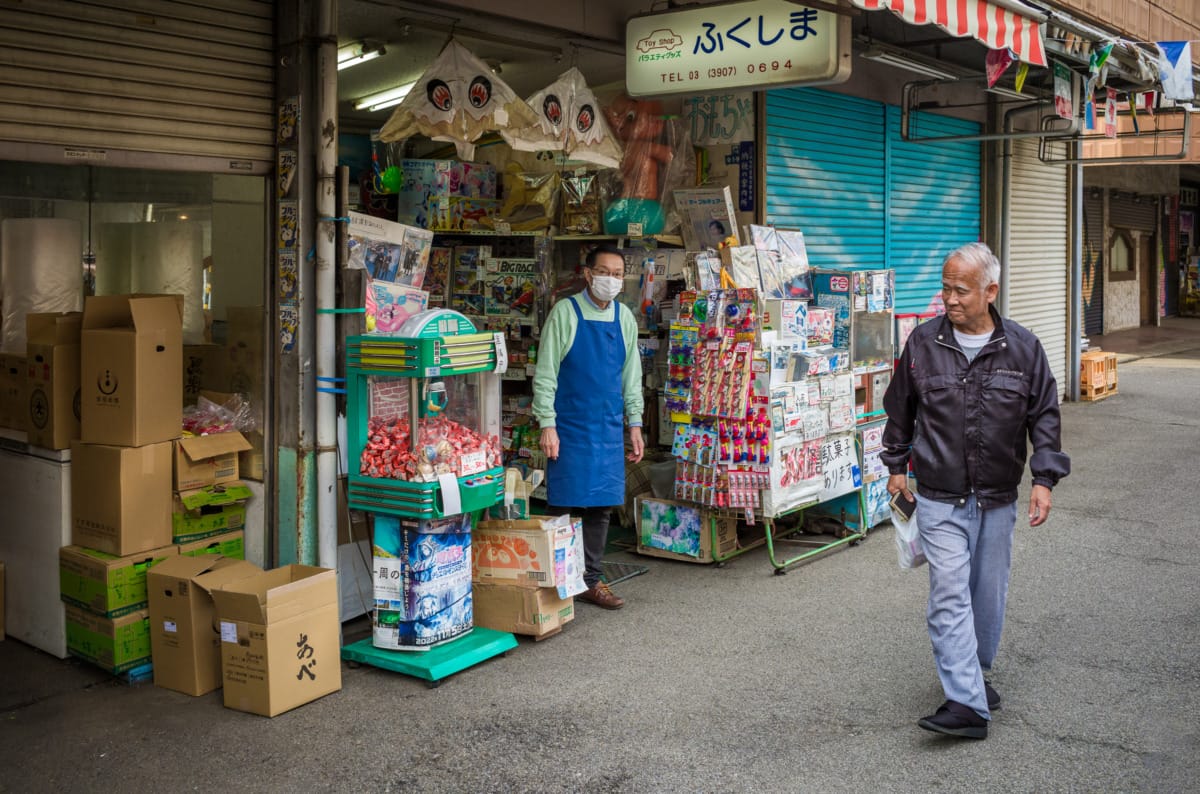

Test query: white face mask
[590,274,623,302]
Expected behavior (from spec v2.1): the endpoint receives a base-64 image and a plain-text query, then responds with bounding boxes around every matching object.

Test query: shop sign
[626,0,850,97]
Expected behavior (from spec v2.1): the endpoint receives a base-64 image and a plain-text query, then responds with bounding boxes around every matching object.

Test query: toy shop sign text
[626,0,850,97]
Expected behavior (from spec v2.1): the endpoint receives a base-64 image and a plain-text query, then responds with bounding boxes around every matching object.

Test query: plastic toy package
[360,414,502,483]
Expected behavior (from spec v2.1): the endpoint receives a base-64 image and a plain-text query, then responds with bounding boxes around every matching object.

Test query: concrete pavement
[2,328,1198,792]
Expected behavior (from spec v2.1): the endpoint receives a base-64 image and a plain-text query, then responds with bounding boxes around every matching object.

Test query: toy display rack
[342,315,514,683]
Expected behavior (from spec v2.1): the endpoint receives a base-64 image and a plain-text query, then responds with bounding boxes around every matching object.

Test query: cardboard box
[25,312,82,449]
[177,530,245,559]
[80,294,183,447]
[147,555,262,696]
[0,353,27,431]
[472,582,574,638]
[635,497,739,564]
[239,430,265,481]
[59,543,177,618]
[72,440,174,556]
[182,343,224,407]
[486,467,544,521]
[211,565,341,717]
[172,481,251,543]
[174,432,251,491]
[64,604,151,673]
[473,515,587,597]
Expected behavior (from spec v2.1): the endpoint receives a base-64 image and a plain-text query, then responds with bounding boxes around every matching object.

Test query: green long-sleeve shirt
[532,290,644,429]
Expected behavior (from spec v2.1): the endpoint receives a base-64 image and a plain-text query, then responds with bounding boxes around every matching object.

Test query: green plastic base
[340,628,517,682]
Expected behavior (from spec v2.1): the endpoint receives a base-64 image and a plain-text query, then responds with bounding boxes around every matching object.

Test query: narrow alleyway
[2,321,1198,792]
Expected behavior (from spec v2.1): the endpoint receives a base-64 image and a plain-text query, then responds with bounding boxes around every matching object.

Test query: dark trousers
[547,504,612,588]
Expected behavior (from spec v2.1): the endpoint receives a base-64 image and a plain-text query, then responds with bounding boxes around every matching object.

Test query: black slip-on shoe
[918,700,988,740]
[985,681,1001,711]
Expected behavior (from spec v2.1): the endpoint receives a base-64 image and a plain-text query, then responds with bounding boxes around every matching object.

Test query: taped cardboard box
[173,432,251,491]
[0,354,26,432]
[635,497,739,564]
[177,530,245,559]
[472,515,587,598]
[147,555,262,696]
[59,544,177,618]
[211,565,341,717]
[80,294,183,447]
[198,390,264,482]
[64,604,150,674]
[172,481,252,543]
[25,312,82,449]
[71,440,173,556]
[472,582,574,638]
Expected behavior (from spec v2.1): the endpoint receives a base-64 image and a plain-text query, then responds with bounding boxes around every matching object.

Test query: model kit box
[64,604,151,674]
[72,440,173,556]
[634,497,739,564]
[372,514,473,651]
[482,258,539,318]
[472,581,574,638]
[173,432,251,491]
[80,294,182,447]
[176,530,245,559]
[59,543,177,618]
[211,565,341,717]
[473,515,587,598]
[147,555,262,696]
[25,312,82,449]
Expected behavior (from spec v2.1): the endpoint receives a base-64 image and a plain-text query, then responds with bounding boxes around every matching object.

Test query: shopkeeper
[533,244,645,610]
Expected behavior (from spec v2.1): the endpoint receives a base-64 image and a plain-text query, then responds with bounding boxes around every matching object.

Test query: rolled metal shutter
[765,88,981,314]
[765,88,887,269]
[1083,192,1104,334]
[886,107,982,313]
[1109,194,1156,231]
[1007,138,1068,398]
[0,0,274,172]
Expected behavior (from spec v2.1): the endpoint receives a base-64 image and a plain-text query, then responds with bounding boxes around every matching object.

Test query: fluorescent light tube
[860,47,961,81]
[354,82,417,112]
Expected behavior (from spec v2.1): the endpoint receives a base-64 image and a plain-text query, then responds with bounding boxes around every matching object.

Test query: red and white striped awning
[850,0,1048,67]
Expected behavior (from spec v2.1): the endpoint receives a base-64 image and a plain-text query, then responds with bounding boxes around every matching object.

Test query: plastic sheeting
[99,222,206,344]
[0,218,83,354]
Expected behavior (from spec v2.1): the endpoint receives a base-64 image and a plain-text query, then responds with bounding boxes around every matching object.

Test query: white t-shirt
[954,329,992,363]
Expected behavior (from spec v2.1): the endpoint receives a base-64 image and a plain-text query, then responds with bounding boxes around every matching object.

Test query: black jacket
[881,307,1070,508]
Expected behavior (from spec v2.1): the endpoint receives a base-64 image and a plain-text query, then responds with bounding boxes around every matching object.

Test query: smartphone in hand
[890,490,917,521]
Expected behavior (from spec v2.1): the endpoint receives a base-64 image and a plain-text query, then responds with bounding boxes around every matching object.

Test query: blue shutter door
[886,107,982,313]
[764,89,886,269]
[764,87,981,315]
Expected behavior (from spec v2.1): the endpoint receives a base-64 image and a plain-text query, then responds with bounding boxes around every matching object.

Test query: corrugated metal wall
[0,0,275,170]
[1008,138,1068,397]
[764,87,981,315]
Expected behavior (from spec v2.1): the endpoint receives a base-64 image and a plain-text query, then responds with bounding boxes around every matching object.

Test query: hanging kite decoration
[501,67,624,169]
[378,39,539,160]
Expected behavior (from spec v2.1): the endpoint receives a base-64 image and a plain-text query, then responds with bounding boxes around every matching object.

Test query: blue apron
[546,295,627,507]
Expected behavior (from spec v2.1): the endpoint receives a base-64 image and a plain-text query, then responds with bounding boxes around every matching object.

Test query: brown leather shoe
[577,581,625,610]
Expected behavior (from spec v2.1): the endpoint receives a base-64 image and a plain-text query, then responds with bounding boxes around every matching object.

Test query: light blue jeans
[916,493,1017,720]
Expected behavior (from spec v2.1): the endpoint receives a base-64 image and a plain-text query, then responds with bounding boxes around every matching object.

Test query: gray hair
[943,242,1000,287]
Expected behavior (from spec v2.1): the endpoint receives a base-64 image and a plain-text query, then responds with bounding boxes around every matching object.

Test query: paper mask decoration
[379,40,539,160]
[501,67,624,168]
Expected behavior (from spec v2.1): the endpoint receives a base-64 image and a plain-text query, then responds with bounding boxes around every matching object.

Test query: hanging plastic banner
[1105,88,1118,139]
[986,49,1015,88]
[1156,41,1195,101]
[1014,61,1029,94]
[1053,62,1074,120]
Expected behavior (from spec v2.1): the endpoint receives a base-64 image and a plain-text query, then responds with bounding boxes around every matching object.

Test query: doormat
[601,559,649,586]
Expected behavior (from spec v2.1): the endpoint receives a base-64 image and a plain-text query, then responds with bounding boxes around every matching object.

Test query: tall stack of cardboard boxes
[62,295,184,674]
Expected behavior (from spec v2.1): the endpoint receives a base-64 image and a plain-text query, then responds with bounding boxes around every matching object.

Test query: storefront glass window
[1109,230,1134,281]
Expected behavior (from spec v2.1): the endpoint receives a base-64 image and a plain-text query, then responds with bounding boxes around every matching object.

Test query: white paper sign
[219,621,238,644]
